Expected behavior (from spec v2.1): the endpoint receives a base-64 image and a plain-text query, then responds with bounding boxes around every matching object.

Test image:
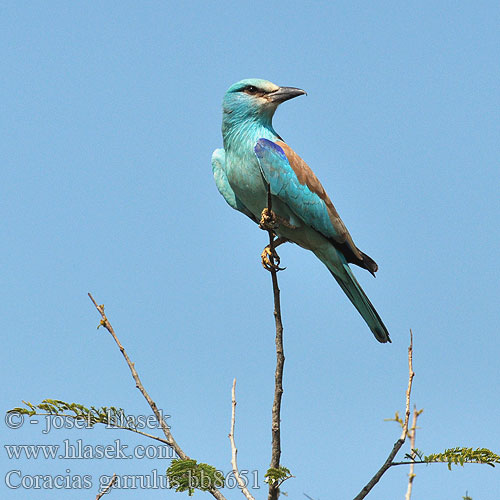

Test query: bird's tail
[317,248,390,343]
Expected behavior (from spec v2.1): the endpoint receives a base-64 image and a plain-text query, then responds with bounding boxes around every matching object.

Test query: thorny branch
[229,379,256,500]
[88,293,228,500]
[353,330,415,500]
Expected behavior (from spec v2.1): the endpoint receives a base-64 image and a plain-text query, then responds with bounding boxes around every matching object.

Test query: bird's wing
[254,138,377,274]
[212,148,258,222]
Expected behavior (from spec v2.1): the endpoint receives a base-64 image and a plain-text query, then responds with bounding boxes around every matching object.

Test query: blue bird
[212,79,390,343]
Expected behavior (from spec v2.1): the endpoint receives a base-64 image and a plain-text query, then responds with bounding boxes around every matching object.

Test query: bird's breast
[226,150,268,215]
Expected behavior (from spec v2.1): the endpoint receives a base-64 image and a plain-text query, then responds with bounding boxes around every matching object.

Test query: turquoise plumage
[212,79,390,343]
[212,148,257,222]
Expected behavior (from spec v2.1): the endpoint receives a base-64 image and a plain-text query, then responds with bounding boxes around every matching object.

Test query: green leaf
[6,400,132,428]
[166,459,224,495]
[424,447,500,469]
[264,466,294,487]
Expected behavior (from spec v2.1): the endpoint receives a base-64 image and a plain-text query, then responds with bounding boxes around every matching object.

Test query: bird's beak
[268,86,307,103]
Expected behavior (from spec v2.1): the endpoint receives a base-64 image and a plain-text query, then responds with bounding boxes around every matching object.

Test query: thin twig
[260,189,286,500]
[119,426,172,445]
[268,249,284,500]
[229,379,256,500]
[88,293,228,500]
[400,330,415,441]
[353,330,415,500]
[391,459,490,467]
[88,293,184,456]
[405,406,423,500]
[95,473,116,499]
[390,461,428,466]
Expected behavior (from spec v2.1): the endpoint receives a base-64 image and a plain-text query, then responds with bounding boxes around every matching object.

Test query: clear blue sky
[2,1,499,499]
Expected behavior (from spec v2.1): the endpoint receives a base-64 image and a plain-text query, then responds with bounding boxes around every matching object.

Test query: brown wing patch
[275,140,377,273]
[276,140,350,242]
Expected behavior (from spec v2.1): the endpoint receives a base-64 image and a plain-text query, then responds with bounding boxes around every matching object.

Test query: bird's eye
[245,85,258,94]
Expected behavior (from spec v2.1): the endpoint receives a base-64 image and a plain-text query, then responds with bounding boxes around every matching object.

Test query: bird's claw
[259,208,287,271]
[261,244,286,272]
[259,208,279,231]
[259,207,296,231]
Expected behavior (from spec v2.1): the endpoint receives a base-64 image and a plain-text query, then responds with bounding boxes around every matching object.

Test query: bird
[212,78,390,343]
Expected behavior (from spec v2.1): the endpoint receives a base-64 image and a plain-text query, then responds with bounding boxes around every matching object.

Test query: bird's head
[222,78,306,123]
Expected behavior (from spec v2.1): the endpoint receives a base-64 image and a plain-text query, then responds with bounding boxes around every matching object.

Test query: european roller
[212,79,390,343]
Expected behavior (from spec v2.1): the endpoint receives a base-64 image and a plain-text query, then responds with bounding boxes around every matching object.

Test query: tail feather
[324,255,390,343]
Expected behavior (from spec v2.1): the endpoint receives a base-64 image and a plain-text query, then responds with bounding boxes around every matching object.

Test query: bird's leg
[261,237,288,272]
[259,206,291,271]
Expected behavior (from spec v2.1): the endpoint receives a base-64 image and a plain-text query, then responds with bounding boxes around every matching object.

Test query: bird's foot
[259,207,296,231]
[258,207,288,272]
[261,243,285,272]
[260,237,288,272]
[259,207,279,232]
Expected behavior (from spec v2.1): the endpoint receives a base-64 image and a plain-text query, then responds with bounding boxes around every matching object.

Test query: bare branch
[119,426,173,445]
[229,379,256,500]
[88,293,184,457]
[88,293,227,500]
[259,189,286,500]
[405,405,423,500]
[268,255,285,500]
[95,473,116,500]
[353,330,415,500]
[390,461,428,466]
[400,330,415,441]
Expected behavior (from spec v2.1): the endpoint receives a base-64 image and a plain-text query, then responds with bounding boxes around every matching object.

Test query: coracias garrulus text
[212,79,390,343]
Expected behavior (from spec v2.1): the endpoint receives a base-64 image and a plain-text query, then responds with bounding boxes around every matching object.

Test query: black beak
[268,86,307,103]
